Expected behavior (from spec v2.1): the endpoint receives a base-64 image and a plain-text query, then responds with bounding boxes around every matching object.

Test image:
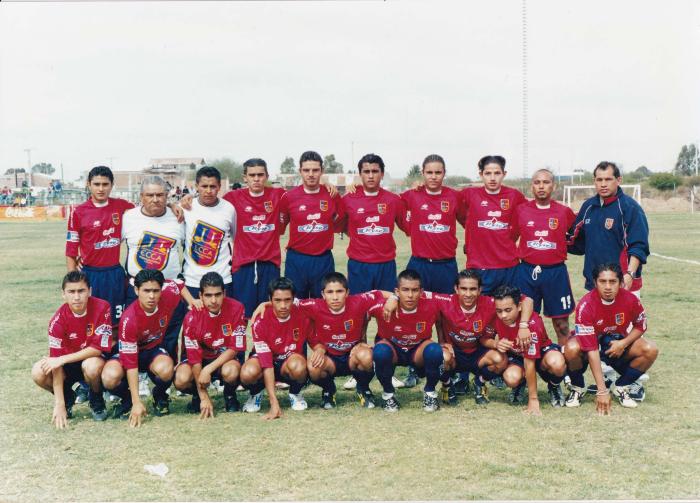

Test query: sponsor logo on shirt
[357,224,390,236]
[615,313,625,325]
[102,227,115,236]
[67,231,80,243]
[242,222,275,234]
[488,211,502,217]
[534,230,549,237]
[477,218,508,230]
[377,203,386,214]
[605,218,614,229]
[297,221,329,233]
[190,220,225,267]
[331,334,347,340]
[254,341,270,353]
[548,218,558,230]
[95,238,120,250]
[418,221,450,233]
[49,336,62,349]
[328,341,353,352]
[526,238,556,250]
[527,221,534,227]
[449,330,476,343]
[574,325,595,336]
[184,336,198,349]
[119,340,137,353]
[307,213,321,220]
[136,232,176,271]
[427,213,442,220]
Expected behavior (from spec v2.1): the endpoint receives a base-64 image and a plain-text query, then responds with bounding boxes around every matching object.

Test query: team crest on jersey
[86,323,94,337]
[264,201,273,213]
[190,221,225,267]
[441,201,449,213]
[416,322,426,333]
[136,232,176,271]
[500,199,510,210]
[473,320,482,333]
[320,200,329,212]
[615,313,625,325]
[548,218,558,230]
[111,212,120,225]
[605,218,614,229]
[292,328,300,341]
[159,317,167,328]
[344,320,354,331]
[377,203,387,215]
[222,323,232,336]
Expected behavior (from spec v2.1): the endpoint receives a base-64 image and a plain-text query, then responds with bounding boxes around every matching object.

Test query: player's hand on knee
[199,398,214,419]
[129,402,147,428]
[523,398,541,416]
[263,405,282,421]
[595,394,612,416]
[52,404,68,429]
[496,338,513,353]
[310,348,326,368]
[604,340,626,359]
[197,371,212,387]
[41,356,63,375]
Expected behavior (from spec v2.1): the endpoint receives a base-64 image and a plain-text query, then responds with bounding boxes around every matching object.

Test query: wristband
[518,322,529,329]
[391,294,399,301]
[624,271,634,277]
[595,388,610,396]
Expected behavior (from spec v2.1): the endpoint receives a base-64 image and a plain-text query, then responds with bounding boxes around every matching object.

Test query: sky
[1,0,699,182]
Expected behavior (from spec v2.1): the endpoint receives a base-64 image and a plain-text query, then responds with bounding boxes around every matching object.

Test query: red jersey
[297,290,384,355]
[434,294,496,354]
[182,297,247,364]
[369,293,442,350]
[118,280,184,369]
[251,306,310,368]
[494,312,552,359]
[513,199,576,266]
[338,188,408,263]
[401,187,465,260]
[66,198,134,267]
[48,297,113,357]
[460,186,526,269]
[574,288,647,352]
[279,186,344,255]
[224,187,285,271]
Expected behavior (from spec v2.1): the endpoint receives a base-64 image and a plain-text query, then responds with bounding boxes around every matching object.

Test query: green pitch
[1,213,699,501]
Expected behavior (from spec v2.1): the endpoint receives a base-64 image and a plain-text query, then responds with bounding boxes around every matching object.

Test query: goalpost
[563,185,641,207]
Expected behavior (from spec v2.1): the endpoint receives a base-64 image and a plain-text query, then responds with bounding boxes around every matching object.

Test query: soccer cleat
[548,383,564,407]
[288,392,308,411]
[490,376,507,389]
[275,381,290,390]
[224,394,240,412]
[111,400,132,420]
[321,391,336,410]
[89,391,108,421]
[75,382,89,404]
[343,376,357,390]
[586,379,613,395]
[152,396,171,416]
[242,392,263,413]
[403,367,419,388]
[356,389,376,409]
[186,395,201,414]
[613,385,638,408]
[64,387,77,419]
[382,395,400,413]
[440,382,458,406]
[138,372,150,396]
[423,392,440,412]
[507,383,526,405]
[565,386,585,407]
[628,382,646,402]
[453,376,470,395]
[391,376,406,389]
[473,378,490,405]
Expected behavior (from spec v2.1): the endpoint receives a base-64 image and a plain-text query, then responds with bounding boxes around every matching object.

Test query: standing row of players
[32,151,656,427]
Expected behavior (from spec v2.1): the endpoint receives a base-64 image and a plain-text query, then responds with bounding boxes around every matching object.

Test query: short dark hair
[299,151,323,167]
[593,161,621,178]
[62,271,90,290]
[492,285,521,305]
[593,262,624,283]
[358,153,385,174]
[200,272,225,292]
[88,166,114,184]
[478,155,506,173]
[243,158,268,176]
[455,269,482,288]
[321,272,349,291]
[397,269,422,288]
[268,276,295,299]
[195,166,221,184]
[134,269,165,288]
[422,154,446,171]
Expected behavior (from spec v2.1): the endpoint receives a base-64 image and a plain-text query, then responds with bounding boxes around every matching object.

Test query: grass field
[1,213,699,501]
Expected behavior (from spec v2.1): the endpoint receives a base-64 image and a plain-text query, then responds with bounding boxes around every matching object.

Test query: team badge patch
[615,313,625,325]
[377,203,386,215]
[548,218,558,230]
[159,317,167,328]
[473,320,482,333]
[264,201,273,213]
[344,320,354,331]
[416,322,426,333]
[500,199,510,210]
[320,200,329,212]
[112,213,120,225]
[441,201,450,213]
[190,220,225,267]
[136,232,177,271]
[292,328,300,341]
[86,323,94,337]
[605,218,614,229]
[222,323,232,336]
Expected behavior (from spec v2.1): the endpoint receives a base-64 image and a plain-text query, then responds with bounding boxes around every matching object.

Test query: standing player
[279,151,345,299]
[239,277,311,419]
[101,270,198,426]
[564,263,657,412]
[31,272,113,427]
[174,272,247,416]
[492,285,567,413]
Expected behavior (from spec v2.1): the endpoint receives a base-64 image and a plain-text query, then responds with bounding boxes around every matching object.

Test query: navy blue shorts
[124,346,171,373]
[328,352,352,376]
[406,256,457,294]
[508,343,562,374]
[377,340,427,377]
[231,261,281,318]
[248,353,299,384]
[477,266,518,296]
[347,259,397,294]
[453,346,490,374]
[82,264,127,325]
[62,361,86,387]
[514,262,575,318]
[284,249,334,299]
[599,333,631,373]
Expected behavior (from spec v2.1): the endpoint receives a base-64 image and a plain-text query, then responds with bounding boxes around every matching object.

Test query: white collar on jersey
[535,202,551,209]
[71,308,88,318]
[400,307,418,314]
[248,189,264,197]
[425,188,442,196]
[601,298,616,306]
[208,310,221,318]
[144,306,159,317]
[485,187,502,195]
[303,187,321,194]
[328,306,346,314]
[275,315,291,322]
[460,304,477,315]
[363,190,379,197]
[92,200,109,208]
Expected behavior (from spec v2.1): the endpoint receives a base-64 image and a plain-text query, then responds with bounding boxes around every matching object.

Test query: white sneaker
[637,373,650,383]
[565,386,585,407]
[613,385,638,408]
[242,391,263,413]
[289,392,308,411]
[392,376,406,389]
[343,376,357,390]
[138,372,150,396]
[275,381,290,389]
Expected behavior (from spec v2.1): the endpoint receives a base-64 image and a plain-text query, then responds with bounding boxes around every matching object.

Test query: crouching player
[101,270,198,427]
[32,271,113,427]
[564,263,657,413]
[174,272,247,417]
[493,285,566,414]
[239,277,311,420]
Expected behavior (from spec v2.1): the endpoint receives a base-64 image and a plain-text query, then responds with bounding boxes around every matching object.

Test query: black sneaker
[383,395,400,412]
[473,377,490,405]
[75,382,89,404]
[507,383,526,405]
[88,391,108,421]
[453,376,470,395]
[224,394,240,412]
[628,382,646,402]
[404,367,419,388]
[440,382,458,405]
[423,392,440,412]
[152,395,170,416]
[186,395,201,414]
[64,387,77,419]
[321,391,336,409]
[356,389,376,409]
[548,382,564,407]
[490,376,507,389]
[112,399,132,420]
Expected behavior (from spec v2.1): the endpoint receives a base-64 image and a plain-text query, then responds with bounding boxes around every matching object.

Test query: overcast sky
[1,0,698,182]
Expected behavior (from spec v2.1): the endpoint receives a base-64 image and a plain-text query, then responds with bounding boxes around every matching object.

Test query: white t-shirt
[122,207,185,280]
[183,198,236,287]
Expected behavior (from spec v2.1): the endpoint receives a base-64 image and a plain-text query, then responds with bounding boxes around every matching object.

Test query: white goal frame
[563,185,641,207]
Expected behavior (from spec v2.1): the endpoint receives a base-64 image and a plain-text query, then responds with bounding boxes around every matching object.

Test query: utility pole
[24,148,32,171]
